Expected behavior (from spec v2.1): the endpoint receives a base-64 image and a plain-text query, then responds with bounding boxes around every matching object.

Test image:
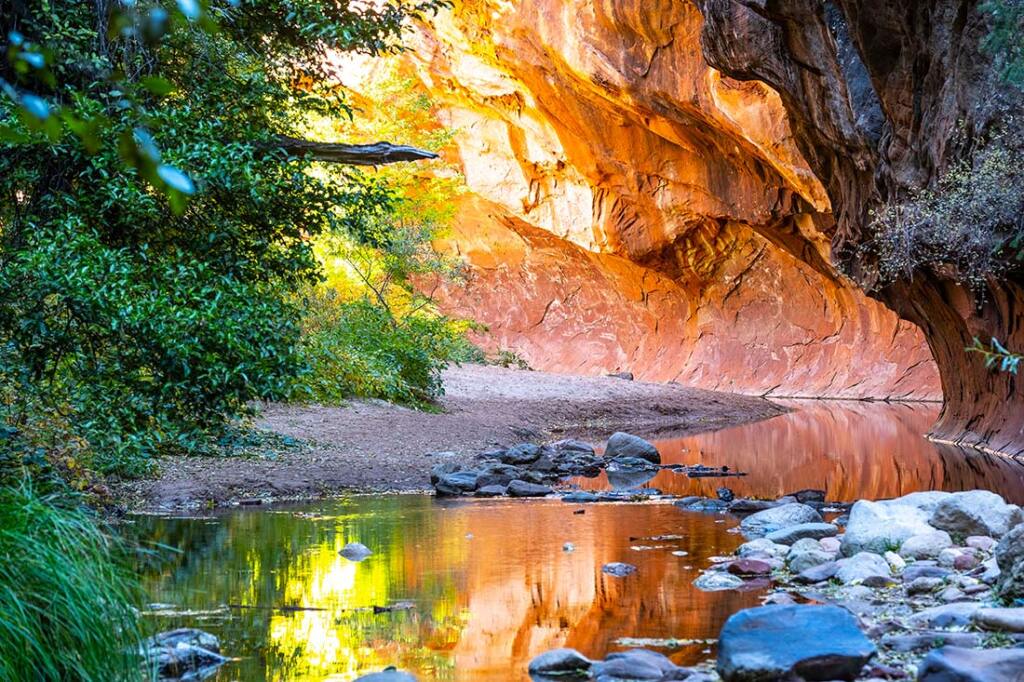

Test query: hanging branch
[273,137,439,165]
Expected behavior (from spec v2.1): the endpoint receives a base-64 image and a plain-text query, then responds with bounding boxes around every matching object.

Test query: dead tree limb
[274,136,439,165]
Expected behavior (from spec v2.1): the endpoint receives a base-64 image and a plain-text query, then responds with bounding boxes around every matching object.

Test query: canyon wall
[406,0,941,400]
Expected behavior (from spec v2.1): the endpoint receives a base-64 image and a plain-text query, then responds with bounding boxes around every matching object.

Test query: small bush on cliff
[869,128,1024,290]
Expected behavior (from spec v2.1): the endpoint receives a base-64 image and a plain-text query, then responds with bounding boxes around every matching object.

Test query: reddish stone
[727,559,773,576]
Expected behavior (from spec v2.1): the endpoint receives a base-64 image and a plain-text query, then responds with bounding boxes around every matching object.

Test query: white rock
[739,503,823,538]
[899,530,953,560]
[693,571,745,591]
[737,538,788,559]
[836,552,893,585]
[938,548,965,567]
[841,499,937,556]
[929,490,1024,538]
[884,551,907,571]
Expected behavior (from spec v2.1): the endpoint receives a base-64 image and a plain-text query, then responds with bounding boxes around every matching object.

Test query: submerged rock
[561,491,599,503]
[143,628,227,680]
[739,503,822,537]
[603,432,660,464]
[339,542,373,562]
[917,646,1024,682]
[716,604,875,681]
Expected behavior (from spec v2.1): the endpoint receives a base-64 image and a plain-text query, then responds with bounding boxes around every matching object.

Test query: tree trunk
[274,137,438,165]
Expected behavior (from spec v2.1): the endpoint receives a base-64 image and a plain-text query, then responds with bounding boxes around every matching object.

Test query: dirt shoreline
[117,364,787,511]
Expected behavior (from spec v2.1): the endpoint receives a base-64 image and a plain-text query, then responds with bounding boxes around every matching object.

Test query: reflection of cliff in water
[579,401,1024,503]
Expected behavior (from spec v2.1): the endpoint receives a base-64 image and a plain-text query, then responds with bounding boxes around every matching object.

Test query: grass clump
[0,482,142,681]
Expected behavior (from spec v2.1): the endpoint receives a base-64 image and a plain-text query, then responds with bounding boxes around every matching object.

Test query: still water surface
[132,401,1024,681]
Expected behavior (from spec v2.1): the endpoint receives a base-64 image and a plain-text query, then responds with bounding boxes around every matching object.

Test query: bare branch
[274,136,439,165]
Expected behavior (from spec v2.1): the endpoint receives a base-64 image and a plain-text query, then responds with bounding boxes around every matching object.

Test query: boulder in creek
[591,649,690,681]
[475,462,524,488]
[603,432,660,464]
[929,490,1024,538]
[507,480,553,497]
[840,498,936,556]
[739,503,823,538]
[434,470,479,496]
[737,538,788,559]
[727,559,773,576]
[786,489,827,505]
[601,562,637,577]
[917,646,1024,682]
[501,443,545,465]
[675,497,730,513]
[728,498,780,514]
[339,542,373,562]
[835,552,892,585]
[972,607,1024,633]
[143,628,227,679]
[995,524,1024,601]
[787,546,835,574]
[716,604,875,682]
[765,522,838,545]
[429,460,461,484]
[355,668,418,681]
[898,530,953,560]
[528,648,592,679]
[474,484,507,497]
[694,571,745,591]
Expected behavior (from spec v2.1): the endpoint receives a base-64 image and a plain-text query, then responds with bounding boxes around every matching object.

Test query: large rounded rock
[591,649,687,681]
[502,443,544,465]
[840,499,936,556]
[899,530,953,560]
[996,525,1024,600]
[507,480,553,497]
[528,648,592,678]
[972,607,1024,633]
[716,604,875,681]
[917,646,1024,682]
[929,490,1023,538]
[694,572,745,591]
[739,503,822,538]
[765,522,838,545]
[355,668,418,681]
[603,432,660,464]
[835,552,892,585]
[434,470,480,496]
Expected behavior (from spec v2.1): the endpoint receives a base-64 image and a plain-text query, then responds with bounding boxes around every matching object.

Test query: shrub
[0,482,142,681]
[295,292,478,406]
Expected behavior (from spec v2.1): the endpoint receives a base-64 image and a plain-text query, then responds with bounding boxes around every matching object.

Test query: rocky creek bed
[140,428,1024,681]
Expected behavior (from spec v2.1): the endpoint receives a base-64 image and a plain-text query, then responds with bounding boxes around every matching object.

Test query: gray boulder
[787,546,835,574]
[740,503,823,538]
[339,542,373,562]
[507,480,553,497]
[737,538,788,559]
[475,462,524,488]
[899,530,953,560]
[144,629,227,679]
[972,607,1024,633]
[794,561,839,584]
[717,604,875,681]
[603,432,660,464]
[561,491,599,503]
[907,602,983,629]
[592,649,688,681]
[694,572,744,591]
[929,490,1023,538]
[502,443,544,465]
[528,648,592,678]
[434,470,479,496]
[765,522,838,545]
[917,646,1024,682]
[552,438,596,454]
[995,524,1024,601]
[474,484,507,497]
[841,498,936,556]
[835,552,892,585]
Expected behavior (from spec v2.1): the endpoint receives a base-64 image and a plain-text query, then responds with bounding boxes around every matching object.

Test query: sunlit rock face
[407,0,940,400]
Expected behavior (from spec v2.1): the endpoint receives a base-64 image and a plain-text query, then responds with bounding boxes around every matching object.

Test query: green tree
[0,1,447,476]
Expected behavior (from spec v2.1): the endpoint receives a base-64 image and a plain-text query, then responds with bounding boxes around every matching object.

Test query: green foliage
[968,337,1023,374]
[295,293,477,406]
[869,128,1024,289]
[982,0,1024,85]
[0,482,143,681]
[0,1,448,476]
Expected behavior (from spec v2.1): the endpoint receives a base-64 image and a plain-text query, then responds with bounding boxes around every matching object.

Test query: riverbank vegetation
[0,0,460,677]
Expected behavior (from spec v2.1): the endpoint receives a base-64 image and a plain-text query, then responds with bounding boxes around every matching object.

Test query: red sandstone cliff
[403,0,942,401]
